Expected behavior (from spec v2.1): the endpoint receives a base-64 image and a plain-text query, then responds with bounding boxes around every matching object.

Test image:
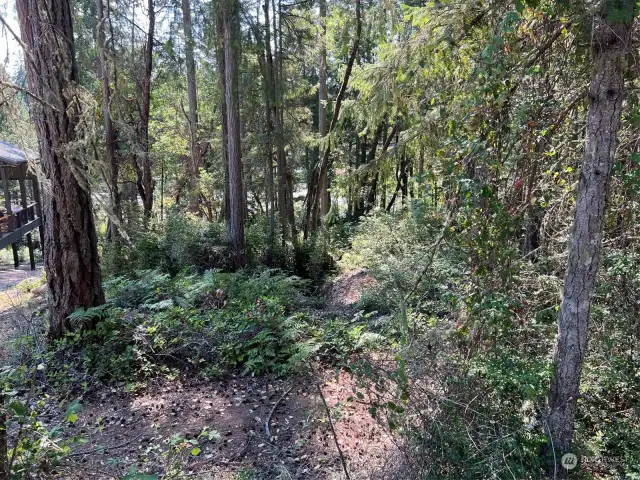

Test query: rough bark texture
[222,0,246,266]
[546,2,634,473]
[215,7,230,222]
[0,405,7,479]
[17,0,105,339]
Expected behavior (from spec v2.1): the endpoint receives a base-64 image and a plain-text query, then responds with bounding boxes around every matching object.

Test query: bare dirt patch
[40,369,396,480]
[0,272,44,363]
[324,270,376,314]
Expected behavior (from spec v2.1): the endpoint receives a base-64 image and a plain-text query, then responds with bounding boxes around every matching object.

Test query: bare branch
[0,80,60,111]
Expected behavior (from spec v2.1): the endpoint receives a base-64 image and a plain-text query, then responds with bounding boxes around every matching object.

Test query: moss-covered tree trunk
[17,0,105,339]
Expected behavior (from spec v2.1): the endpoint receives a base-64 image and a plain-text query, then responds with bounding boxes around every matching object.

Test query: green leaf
[9,401,28,416]
[65,399,83,416]
[190,447,201,456]
[123,466,159,479]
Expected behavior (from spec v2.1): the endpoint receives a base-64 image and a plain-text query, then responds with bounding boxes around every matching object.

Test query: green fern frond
[68,304,113,328]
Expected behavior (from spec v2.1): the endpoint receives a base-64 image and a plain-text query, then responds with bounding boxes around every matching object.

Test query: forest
[0,0,638,478]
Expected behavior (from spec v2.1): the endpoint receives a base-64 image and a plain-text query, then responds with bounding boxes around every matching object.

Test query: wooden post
[31,177,44,249]
[19,178,36,270]
[1,167,19,268]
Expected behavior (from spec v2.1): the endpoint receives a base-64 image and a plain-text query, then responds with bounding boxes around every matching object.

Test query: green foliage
[343,194,639,477]
[341,209,462,316]
[1,367,83,478]
[68,304,113,329]
[102,214,336,285]
[37,269,376,387]
[102,214,231,276]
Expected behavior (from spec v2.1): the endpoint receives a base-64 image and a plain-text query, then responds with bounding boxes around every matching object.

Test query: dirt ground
[324,269,376,314]
[45,369,398,479]
[2,270,401,479]
[0,264,43,363]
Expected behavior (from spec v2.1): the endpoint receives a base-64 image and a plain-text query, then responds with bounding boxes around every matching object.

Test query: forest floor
[0,264,43,363]
[1,270,402,480]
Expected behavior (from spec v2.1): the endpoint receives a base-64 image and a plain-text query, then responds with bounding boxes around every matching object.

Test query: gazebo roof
[0,141,36,166]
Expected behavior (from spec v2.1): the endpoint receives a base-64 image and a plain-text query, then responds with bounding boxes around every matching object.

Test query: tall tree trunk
[182,0,201,211]
[136,0,155,217]
[17,0,105,339]
[221,0,245,266]
[263,0,284,241]
[546,2,634,474]
[96,0,121,238]
[305,0,361,236]
[215,6,230,222]
[318,0,330,220]
[269,0,288,242]
[0,402,7,479]
[259,0,276,241]
[278,0,296,243]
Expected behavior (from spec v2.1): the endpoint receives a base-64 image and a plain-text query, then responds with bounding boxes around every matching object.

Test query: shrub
[44,269,373,387]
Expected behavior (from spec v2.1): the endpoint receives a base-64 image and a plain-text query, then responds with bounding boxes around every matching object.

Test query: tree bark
[221,0,245,266]
[258,0,276,240]
[0,403,7,479]
[546,2,634,474]
[318,0,330,220]
[215,6,230,222]
[268,0,288,242]
[305,0,361,236]
[17,0,105,339]
[136,0,155,217]
[278,0,296,243]
[96,0,121,238]
[181,0,202,210]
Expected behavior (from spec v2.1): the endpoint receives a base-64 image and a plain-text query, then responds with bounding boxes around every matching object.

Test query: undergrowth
[338,208,640,479]
[10,268,378,397]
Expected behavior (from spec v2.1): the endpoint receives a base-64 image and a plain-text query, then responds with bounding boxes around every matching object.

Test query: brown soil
[47,371,395,479]
[324,269,376,314]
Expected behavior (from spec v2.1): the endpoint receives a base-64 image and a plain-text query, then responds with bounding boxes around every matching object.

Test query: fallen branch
[265,386,292,439]
[316,383,351,480]
[68,433,144,457]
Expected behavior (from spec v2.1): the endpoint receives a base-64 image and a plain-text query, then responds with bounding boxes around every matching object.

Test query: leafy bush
[101,213,231,276]
[102,214,336,285]
[41,269,375,388]
[341,211,462,316]
[1,367,84,477]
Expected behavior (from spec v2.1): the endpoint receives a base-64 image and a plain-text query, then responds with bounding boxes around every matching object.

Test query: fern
[68,304,113,328]
[139,299,174,311]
